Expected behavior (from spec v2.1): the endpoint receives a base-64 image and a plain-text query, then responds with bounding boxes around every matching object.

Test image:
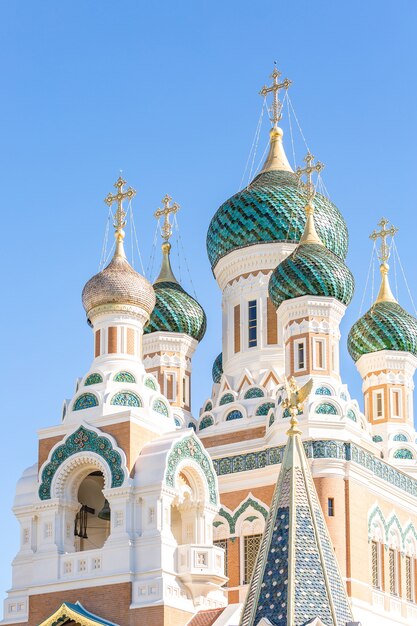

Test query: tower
[3,179,226,626]
[143,194,207,429]
[348,218,417,466]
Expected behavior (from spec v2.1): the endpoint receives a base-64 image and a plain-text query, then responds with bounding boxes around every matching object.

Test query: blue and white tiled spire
[240,418,354,626]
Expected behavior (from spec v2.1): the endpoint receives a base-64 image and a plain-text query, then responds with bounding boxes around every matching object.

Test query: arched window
[389,548,400,596]
[73,393,99,411]
[74,471,110,553]
[153,399,169,417]
[144,376,157,390]
[372,435,383,443]
[200,415,214,431]
[347,409,357,422]
[393,433,408,442]
[113,371,136,383]
[226,410,243,421]
[371,540,383,590]
[316,402,338,415]
[244,388,264,400]
[85,373,103,386]
[394,448,413,460]
[110,391,142,407]
[204,401,213,412]
[220,393,234,406]
[316,386,332,396]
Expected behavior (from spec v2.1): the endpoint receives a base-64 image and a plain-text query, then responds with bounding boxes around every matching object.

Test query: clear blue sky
[1,0,417,608]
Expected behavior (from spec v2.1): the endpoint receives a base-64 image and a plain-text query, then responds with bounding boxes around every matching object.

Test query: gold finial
[295,152,325,245]
[104,176,137,258]
[370,218,398,304]
[282,377,313,435]
[153,195,180,284]
[259,64,292,127]
[154,194,180,242]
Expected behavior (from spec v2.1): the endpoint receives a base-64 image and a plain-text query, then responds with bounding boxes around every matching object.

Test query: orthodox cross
[154,194,180,242]
[104,176,137,233]
[259,65,292,126]
[370,218,398,263]
[295,152,325,203]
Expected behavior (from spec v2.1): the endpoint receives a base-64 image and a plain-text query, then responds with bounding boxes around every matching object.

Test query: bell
[98,499,111,521]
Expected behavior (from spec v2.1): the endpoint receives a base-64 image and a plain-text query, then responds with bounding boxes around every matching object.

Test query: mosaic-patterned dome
[206,169,348,269]
[145,281,207,341]
[82,253,156,320]
[212,352,223,383]
[268,242,354,308]
[145,242,206,342]
[347,301,417,362]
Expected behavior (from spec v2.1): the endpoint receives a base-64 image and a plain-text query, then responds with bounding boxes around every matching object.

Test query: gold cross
[295,152,325,203]
[259,65,292,126]
[104,176,136,233]
[370,218,398,263]
[154,194,180,242]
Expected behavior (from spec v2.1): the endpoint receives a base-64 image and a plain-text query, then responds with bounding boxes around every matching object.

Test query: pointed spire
[240,377,353,626]
[104,176,137,259]
[370,218,398,304]
[258,65,293,174]
[154,195,181,284]
[296,152,325,246]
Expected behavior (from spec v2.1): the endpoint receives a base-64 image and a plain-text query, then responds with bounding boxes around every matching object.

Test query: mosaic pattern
[373,435,383,443]
[347,300,417,362]
[226,409,243,421]
[347,409,357,422]
[206,169,349,269]
[73,393,98,411]
[200,415,214,431]
[39,426,124,500]
[316,386,331,396]
[269,413,275,426]
[269,242,354,309]
[205,400,213,412]
[85,373,103,386]
[218,497,268,534]
[256,402,275,416]
[153,399,169,417]
[316,402,338,415]
[393,433,408,442]
[340,391,348,401]
[219,393,234,406]
[144,376,157,390]
[114,371,136,383]
[241,437,353,626]
[110,391,142,407]
[212,352,223,383]
[165,435,217,505]
[213,440,417,498]
[244,387,264,399]
[394,448,414,460]
[145,280,207,341]
[188,422,196,431]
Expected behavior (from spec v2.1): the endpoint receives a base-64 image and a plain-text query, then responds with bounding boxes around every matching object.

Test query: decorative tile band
[212,440,417,497]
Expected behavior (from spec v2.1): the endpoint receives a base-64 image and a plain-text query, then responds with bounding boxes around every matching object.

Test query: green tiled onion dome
[144,242,206,342]
[206,169,348,269]
[212,352,223,383]
[347,301,417,362]
[268,242,355,308]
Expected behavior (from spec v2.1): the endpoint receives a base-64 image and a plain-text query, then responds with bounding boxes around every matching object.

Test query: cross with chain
[370,218,398,263]
[295,152,325,203]
[104,176,137,233]
[259,65,292,126]
[154,194,180,242]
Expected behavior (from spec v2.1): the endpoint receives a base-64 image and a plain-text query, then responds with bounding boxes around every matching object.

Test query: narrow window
[182,377,186,404]
[327,498,334,517]
[165,373,175,401]
[266,297,278,344]
[108,327,117,353]
[234,305,241,353]
[372,541,381,589]
[213,539,228,576]
[95,330,101,357]
[248,300,257,348]
[375,392,383,419]
[406,555,414,602]
[244,534,262,584]
[392,390,401,417]
[126,327,135,355]
[389,548,399,596]
[314,339,324,369]
[296,342,305,370]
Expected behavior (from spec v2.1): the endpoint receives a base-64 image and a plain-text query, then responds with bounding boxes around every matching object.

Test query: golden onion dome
[82,176,156,322]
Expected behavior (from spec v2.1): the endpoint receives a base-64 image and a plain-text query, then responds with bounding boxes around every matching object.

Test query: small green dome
[206,170,348,269]
[145,281,206,342]
[268,243,354,308]
[347,301,417,362]
[212,352,223,383]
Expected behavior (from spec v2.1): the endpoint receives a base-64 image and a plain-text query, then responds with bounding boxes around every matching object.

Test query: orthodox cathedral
[3,68,417,626]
